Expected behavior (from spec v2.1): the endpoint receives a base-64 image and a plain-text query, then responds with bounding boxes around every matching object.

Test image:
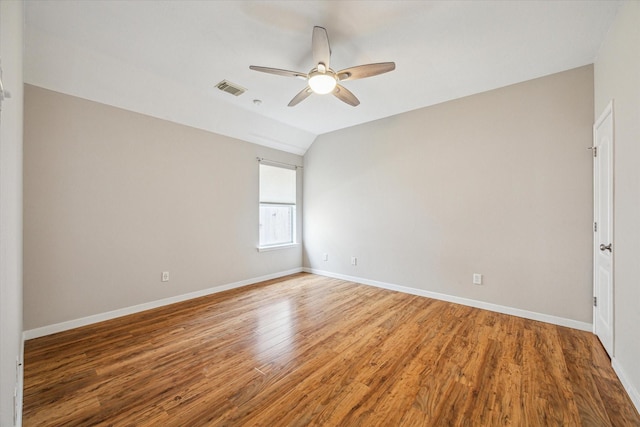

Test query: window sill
[257,243,300,252]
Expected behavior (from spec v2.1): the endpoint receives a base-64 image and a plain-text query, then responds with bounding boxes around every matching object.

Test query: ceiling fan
[250,26,395,107]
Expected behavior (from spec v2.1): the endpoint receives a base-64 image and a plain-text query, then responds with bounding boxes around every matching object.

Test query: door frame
[593,100,614,356]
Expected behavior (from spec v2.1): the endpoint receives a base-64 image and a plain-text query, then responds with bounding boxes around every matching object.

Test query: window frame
[257,160,299,251]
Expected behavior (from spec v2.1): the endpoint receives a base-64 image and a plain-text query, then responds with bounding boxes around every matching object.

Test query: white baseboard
[23,268,303,340]
[303,267,592,332]
[17,335,24,427]
[612,357,640,414]
[25,267,592,339]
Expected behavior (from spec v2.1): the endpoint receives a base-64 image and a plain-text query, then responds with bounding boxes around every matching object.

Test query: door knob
[600,243,612,252]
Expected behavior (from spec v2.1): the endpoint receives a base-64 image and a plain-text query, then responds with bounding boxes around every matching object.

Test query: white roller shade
[260,164,296,204]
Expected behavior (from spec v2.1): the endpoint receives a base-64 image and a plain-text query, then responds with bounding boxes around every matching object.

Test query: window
[259,162,296,248]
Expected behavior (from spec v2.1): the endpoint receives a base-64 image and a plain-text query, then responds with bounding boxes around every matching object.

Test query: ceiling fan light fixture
[308,71,337,94]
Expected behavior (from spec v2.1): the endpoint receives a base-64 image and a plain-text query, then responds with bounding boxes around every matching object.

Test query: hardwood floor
[23,273,640,426]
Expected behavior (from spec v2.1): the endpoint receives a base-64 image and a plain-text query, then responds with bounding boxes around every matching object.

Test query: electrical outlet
[162,271,169,282]
[351,256,357,266]
[473,273,482,285]
[323,253,329,261]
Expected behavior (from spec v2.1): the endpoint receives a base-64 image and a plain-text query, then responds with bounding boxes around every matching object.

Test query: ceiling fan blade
[337,62,396,81]
[312,26,331,69]
[249,66,307,80]
[333,84,360,107]
[288,87,313,107]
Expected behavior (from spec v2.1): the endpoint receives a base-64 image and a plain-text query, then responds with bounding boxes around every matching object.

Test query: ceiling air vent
[215,80,247,97]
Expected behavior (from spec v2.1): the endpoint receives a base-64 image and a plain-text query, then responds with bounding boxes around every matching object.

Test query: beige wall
[594,1,640,409]
[304,65,594,324]
[23,85,302,331]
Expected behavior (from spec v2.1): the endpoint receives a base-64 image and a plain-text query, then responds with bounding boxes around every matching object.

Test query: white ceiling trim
[25,27,315,155]
[24,1,621,155]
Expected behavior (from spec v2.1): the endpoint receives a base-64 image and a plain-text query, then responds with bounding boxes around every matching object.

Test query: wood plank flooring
[23,273,640,426]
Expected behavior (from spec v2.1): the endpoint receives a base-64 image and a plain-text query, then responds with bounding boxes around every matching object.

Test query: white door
[593,101,614,357]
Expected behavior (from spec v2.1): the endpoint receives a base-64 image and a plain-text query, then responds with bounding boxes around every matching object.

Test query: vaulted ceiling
[24,1,620,155]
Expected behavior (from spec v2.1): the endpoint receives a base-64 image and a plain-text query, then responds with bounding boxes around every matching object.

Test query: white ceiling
[24,1,620,155]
